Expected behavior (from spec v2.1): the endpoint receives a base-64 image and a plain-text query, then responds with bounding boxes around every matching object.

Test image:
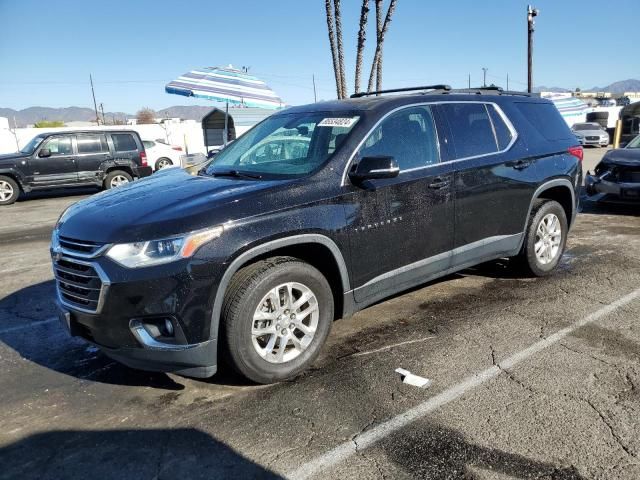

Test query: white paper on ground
[395,368,432,388]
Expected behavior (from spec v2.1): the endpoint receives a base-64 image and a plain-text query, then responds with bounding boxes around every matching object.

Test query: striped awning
[165,66,284,110]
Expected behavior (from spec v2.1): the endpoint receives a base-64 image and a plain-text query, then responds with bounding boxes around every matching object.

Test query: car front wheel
[514,199,568,276]
[0,175,19,205]
[221,257,333,384]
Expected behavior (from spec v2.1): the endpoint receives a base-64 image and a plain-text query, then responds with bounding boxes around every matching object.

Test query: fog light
[163,319,174,336]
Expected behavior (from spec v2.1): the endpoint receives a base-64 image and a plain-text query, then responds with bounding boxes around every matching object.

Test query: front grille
[586,136,599,141]
[619,170,640,183]
[59,236,106,257]
[54,257,104,313]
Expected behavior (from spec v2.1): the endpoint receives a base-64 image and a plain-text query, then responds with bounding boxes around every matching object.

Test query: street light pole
[527,5,539,93]
[482,68,488,87]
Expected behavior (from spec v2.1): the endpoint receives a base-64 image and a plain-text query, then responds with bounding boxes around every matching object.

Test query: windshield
[205,113,360,178]
[20,134,46,154]
[626,136,640,148]
[573,124,601,131]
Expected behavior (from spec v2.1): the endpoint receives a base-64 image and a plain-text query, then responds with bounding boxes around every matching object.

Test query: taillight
[140,151,148,167]
[568,145,583,162]
[172,146,183,152]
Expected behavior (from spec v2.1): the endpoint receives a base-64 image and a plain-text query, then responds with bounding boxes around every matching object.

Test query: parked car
[585,134,640,201]
[51,86,582,383]
[0,130,151,205]
[571,122,609,147]
[142,139,183,171]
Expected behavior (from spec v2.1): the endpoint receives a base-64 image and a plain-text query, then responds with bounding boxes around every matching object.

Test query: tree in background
[33,120,64,128]
[136,108,156,124]
[325,0,399,98]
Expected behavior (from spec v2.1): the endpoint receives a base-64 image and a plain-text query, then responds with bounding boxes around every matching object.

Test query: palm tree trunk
[324,0,343,98]
[354,0,370,94]
[375,0,383,92]
[334,0,347,99]
[367,0,397,93]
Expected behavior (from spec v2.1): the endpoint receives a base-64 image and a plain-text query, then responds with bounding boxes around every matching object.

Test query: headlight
[106,226,223,268]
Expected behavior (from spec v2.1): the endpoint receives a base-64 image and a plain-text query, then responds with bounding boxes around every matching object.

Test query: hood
[58,168,293,243]
[600,148,640,167]
[0,152,29,163]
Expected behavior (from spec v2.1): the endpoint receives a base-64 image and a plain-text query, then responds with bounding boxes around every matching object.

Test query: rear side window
[487,105,513,150]
[143,140,155,149]
[442,103,498,158]
[77,134,108,154]
[359,105,439,170]
[514,102,573,141]
[111,133,138,152]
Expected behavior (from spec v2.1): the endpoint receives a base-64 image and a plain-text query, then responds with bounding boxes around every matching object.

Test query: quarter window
[42,136,73,156]
[487,105,513,150]
[111,133,137,152]
[77,134,108,154]
[443,103,499,158]
[358,106,439,170]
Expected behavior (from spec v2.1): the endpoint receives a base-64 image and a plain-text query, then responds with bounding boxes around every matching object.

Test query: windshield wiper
[211,169,263,180]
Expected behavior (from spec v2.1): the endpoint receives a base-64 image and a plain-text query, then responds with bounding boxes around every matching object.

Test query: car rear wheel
[104,170,133,189]
[155,157,173,170]
[0,176,19,205]
[221,256,333,384]
[514,200,568,277]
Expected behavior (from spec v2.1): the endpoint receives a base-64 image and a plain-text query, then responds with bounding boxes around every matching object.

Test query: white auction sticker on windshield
[317,117,358,128]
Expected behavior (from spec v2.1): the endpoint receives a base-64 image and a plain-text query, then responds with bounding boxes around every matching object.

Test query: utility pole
[527,5,539,93]
[99,103,106,125]
[482,68,488,87]
[90,74,100,125]
[468,74,471,89]
[312,74,317,103]
[507,73,509,91]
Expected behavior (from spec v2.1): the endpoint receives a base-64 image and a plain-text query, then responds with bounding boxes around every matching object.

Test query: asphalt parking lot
[1,148,639,480]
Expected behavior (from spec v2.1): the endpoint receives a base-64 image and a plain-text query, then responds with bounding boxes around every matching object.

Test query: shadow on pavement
[0,428,282,480]
[16,186,98,203]
[580,196,640,217]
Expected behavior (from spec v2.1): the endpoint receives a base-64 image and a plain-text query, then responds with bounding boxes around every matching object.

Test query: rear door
[109,132,141,165]
[75,133,110,183]
[441,101,536,264]
[30,134,77,186]
[346,104,454,304]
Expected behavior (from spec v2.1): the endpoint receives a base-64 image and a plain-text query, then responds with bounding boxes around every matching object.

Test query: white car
[571,123,609,147]
[142,140,183,171]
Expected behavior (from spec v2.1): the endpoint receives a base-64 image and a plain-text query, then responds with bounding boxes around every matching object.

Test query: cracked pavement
[1,151,639,479]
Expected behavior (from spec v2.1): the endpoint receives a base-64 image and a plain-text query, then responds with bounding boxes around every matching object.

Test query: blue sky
[0,0,637,112]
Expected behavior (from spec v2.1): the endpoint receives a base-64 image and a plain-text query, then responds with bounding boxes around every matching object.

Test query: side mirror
[349,156,399,182]
[39,148,51,158]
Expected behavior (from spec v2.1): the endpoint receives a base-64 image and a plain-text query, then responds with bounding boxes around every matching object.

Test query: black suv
[0,130,151,205]
[51,86,582,383]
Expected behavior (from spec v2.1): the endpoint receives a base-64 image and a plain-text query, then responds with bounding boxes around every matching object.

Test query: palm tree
[354,0,370,94]
[324,0,343,98]
[367,0,398,93]
[334,0,347,99]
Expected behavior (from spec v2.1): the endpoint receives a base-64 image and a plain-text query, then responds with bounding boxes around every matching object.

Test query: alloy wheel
[110,175,130,188]
[251,282,319,363]
[0,180,14,201]
[534,213,562,265]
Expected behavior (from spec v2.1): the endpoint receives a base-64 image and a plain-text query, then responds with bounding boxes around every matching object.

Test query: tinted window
[487,105,513,150]
[43,136,73,156]
[358,106,439,170]
[442,103,498,158]
[514,102,573,141]
[111,133,137,152]
[77,134,108,154]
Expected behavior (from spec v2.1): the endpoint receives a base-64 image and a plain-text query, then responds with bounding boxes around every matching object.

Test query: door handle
[510,159,532,170]
[428,177,450,189]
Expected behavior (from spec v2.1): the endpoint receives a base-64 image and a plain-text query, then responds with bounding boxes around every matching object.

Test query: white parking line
[0,318,57,334]
[0,262,52,275]
[289,287,640,480]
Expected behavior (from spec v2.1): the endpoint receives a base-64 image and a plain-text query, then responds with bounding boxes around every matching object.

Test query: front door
[75,133,111,183]
[30,134,77,186]
[345,104,454,305]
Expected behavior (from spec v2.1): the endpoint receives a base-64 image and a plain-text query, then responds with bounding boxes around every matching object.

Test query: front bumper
[578,137,608,147]
[53,251,223,377]
[585,172,640,201]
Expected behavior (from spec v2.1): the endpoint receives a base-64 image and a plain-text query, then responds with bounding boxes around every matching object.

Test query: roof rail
[350,85,451,98]
[442,86,532,97]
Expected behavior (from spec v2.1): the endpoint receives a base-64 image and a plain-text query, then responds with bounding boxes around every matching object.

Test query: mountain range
[3,79,640,126]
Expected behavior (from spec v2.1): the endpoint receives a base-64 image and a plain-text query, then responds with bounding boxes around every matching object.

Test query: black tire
[0,175,20,205]
[155,157,173,171]
[221,256,334,384]
[104,170,133,190]
[513,200,568,277]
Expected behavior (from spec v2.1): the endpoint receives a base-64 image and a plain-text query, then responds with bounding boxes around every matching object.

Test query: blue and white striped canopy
[165,66,284,110]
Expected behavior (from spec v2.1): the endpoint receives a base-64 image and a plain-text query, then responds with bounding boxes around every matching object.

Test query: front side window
[21,135,45,154]
[442,103,498,158]
[77,134,108,154]
[42,136,73,156]
[357,106,439,170]
[111,134,137,152]
[206,113,360,178]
